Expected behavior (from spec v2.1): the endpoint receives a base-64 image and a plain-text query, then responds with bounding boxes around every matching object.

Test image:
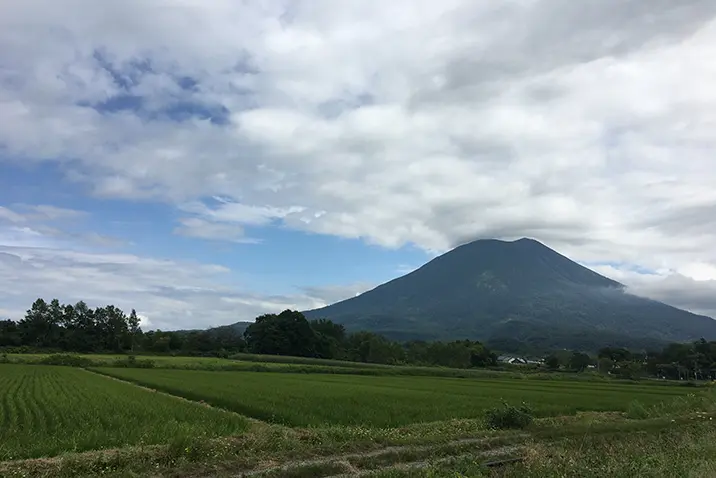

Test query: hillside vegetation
[304,238,716,348]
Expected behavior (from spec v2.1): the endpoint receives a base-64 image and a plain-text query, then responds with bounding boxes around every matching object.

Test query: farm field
[5,353,439,373]
[0,364,249,461]
[95,368,692,427]
[5,353,244,367]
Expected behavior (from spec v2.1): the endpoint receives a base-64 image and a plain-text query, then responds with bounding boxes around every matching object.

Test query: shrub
[484,401,534,429]
[38,354,95,367]
[626,400,650,419]
[112,356,155,368]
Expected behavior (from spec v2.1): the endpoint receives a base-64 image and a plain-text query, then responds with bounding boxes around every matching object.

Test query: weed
[484,402,534,430]
[626,400,649,419]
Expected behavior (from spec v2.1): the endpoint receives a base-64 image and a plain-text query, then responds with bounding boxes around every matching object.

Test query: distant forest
[0,299,497,369]
[1,298,716,380]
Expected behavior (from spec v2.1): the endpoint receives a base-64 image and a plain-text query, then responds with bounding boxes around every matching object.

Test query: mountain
[303,238,716,350]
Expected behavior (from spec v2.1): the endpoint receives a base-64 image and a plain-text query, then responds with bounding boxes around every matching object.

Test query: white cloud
[591,263,716,320]
[174,198,305,241]
[0,204,85,223]
[0,241,332,329]
[300,283,375,305]
[2,1,716,320]
[173,217,257,243]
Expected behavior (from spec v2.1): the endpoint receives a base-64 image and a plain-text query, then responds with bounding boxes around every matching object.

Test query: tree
[470,342,498,367]
[597,357,614,374]
[0,320,20,346]
[568,351,592,372]
[598,347,632,363]
[310,319,345,359]
[19,298,53,347]
[544,354,560,370]
[244,310,317,357]
[310,319,345,342]
[616,361,643,380]
[127,309,141,352]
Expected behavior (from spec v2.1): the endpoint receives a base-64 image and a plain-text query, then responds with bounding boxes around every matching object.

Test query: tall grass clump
[484,401,534,429]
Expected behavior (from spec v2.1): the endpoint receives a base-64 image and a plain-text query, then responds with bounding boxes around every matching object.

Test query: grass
[1,391,714,478]
[1,359,713,478]
[7,353,709,387]
[498,421,716,478]
[0,364,249,461]
[93,368,692,427]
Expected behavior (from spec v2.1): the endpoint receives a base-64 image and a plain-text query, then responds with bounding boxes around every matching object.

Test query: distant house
[497,355,529,365]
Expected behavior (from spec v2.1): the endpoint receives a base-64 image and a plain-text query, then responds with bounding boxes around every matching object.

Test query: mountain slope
[303,238,716,347]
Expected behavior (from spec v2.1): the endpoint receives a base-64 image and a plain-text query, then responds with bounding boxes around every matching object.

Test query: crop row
[95,368,690,428]
[0,364,248,461]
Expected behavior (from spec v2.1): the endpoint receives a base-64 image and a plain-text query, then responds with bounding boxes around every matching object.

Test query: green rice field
[0,364,249,460]
[95,368,692,427]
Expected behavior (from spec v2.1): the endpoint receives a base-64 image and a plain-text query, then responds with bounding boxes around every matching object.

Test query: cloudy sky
[2,0,716,330]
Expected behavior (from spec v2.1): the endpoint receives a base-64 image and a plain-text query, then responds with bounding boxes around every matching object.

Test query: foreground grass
[0,365,249,461]
[93,368,690,427]
[503,420,716,478]
[3,409,714,478]
[0,385,713,478]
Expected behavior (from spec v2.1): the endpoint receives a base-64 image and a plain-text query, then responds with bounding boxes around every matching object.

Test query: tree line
[543,342,716,380]
[3,298,715,378]
[0,299,498,368]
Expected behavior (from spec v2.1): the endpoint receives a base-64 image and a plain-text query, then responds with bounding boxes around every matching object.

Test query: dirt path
[208,437,527,477]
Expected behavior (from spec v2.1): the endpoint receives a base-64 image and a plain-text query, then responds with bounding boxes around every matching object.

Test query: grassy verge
[1,388,714,478]
[364,421,716,477]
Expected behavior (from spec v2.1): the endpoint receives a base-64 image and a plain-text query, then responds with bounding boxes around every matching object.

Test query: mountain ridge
[301,238,716,349]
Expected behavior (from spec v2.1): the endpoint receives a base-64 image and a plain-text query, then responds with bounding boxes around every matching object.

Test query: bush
[484,401,534,429]
[626,400,650,419]
[38,354,96,367]
[112,355,156,368]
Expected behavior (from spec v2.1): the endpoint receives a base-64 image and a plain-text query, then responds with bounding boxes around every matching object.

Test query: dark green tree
[244,310,317,357]
[568,351,592,372]
[544,354,560,370]
[127,309,142,352]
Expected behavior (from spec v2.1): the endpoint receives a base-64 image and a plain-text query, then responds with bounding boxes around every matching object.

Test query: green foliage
[598,346,633,362]
[0,364,248,460]
[626,400,650,419]
[403,339,497,368]
[244,309,319,357]
[37,353,95,367]
[503,422,716,478]
[96,367,691,428]
[569,351,592,372]
[484,401,534,429]
[1,297,246,356]
[597,357,615,374]
[112,355,156,368]
[544,354,561,370]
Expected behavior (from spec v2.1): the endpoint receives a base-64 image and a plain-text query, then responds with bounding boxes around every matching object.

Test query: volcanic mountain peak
[303,238,716,349]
